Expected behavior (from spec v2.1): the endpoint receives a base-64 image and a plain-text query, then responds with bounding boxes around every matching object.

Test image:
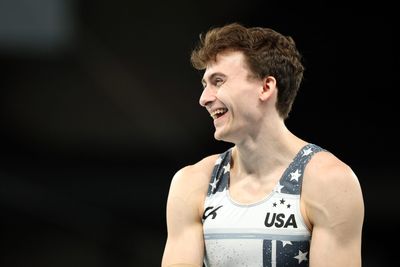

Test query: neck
[231,118,307,178]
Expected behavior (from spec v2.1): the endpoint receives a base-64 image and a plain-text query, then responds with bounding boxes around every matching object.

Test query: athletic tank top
[202,143,325,267]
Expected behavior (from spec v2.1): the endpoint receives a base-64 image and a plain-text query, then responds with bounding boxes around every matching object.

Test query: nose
[199,86,216,107]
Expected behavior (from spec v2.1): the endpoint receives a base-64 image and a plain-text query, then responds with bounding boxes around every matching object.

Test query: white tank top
[202,143,325,267]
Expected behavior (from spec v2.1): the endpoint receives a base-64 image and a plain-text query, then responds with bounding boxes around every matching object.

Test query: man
[162,23,364,267]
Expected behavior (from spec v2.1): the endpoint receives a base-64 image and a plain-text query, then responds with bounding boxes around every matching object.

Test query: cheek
[234,99,259,121]
[236,91,259,110]
[220,87,260,117]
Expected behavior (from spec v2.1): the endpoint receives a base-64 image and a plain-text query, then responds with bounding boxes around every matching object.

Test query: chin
[214,130,233,143]
[214,130,225,141]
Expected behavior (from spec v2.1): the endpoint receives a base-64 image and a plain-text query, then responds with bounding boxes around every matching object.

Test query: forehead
[202,51,250,81]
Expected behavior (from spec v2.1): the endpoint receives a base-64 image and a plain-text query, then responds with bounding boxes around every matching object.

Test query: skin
[161,51,364,267]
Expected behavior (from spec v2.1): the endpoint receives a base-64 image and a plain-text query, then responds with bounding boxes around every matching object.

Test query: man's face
[199,51,264,142]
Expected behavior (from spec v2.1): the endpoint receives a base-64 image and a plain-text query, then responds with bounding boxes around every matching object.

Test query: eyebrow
[201,72,227,87]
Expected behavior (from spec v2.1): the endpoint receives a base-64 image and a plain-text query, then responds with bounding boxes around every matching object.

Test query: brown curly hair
[191,23,305,119]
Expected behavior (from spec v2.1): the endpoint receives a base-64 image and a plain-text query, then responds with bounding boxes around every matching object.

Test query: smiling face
[199,51,266,143]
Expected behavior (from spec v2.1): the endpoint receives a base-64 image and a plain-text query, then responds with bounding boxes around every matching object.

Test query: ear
[259,76,277,101]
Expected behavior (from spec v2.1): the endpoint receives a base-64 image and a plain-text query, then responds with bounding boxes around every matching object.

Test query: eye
[215,78,224,87]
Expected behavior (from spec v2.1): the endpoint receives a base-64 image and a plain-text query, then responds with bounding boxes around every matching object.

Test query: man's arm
[304,154,364,266]
[162,166,208,267]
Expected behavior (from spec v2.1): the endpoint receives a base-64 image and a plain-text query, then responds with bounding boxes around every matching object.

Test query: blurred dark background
[0,1,397,266]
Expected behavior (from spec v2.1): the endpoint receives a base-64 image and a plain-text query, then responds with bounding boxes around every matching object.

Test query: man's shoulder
[170,153,221,190]
[303,149,361,196]
[166,153,222,213]
[302,148,364,233]
[307,150,356,182]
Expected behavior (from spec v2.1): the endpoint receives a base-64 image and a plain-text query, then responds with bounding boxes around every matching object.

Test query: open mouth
[210,108,228,120]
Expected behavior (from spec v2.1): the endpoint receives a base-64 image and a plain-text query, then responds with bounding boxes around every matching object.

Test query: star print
[294,250,308,263]
[287,204,291,209]
[210,180,218,192]
[215,157,222,165]
[282,241,292,247]
[274,183,284,193]
[302,147,313,156]
[273,202,277,207]
[290,169,301,182]
[223,163,230,174]
[280,198,285,204]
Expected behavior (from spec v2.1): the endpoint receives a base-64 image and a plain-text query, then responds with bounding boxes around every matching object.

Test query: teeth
[210,108,227,119]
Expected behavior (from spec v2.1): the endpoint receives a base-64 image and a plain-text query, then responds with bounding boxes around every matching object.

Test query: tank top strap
[207,148,232,196]
[279,143,326,195]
